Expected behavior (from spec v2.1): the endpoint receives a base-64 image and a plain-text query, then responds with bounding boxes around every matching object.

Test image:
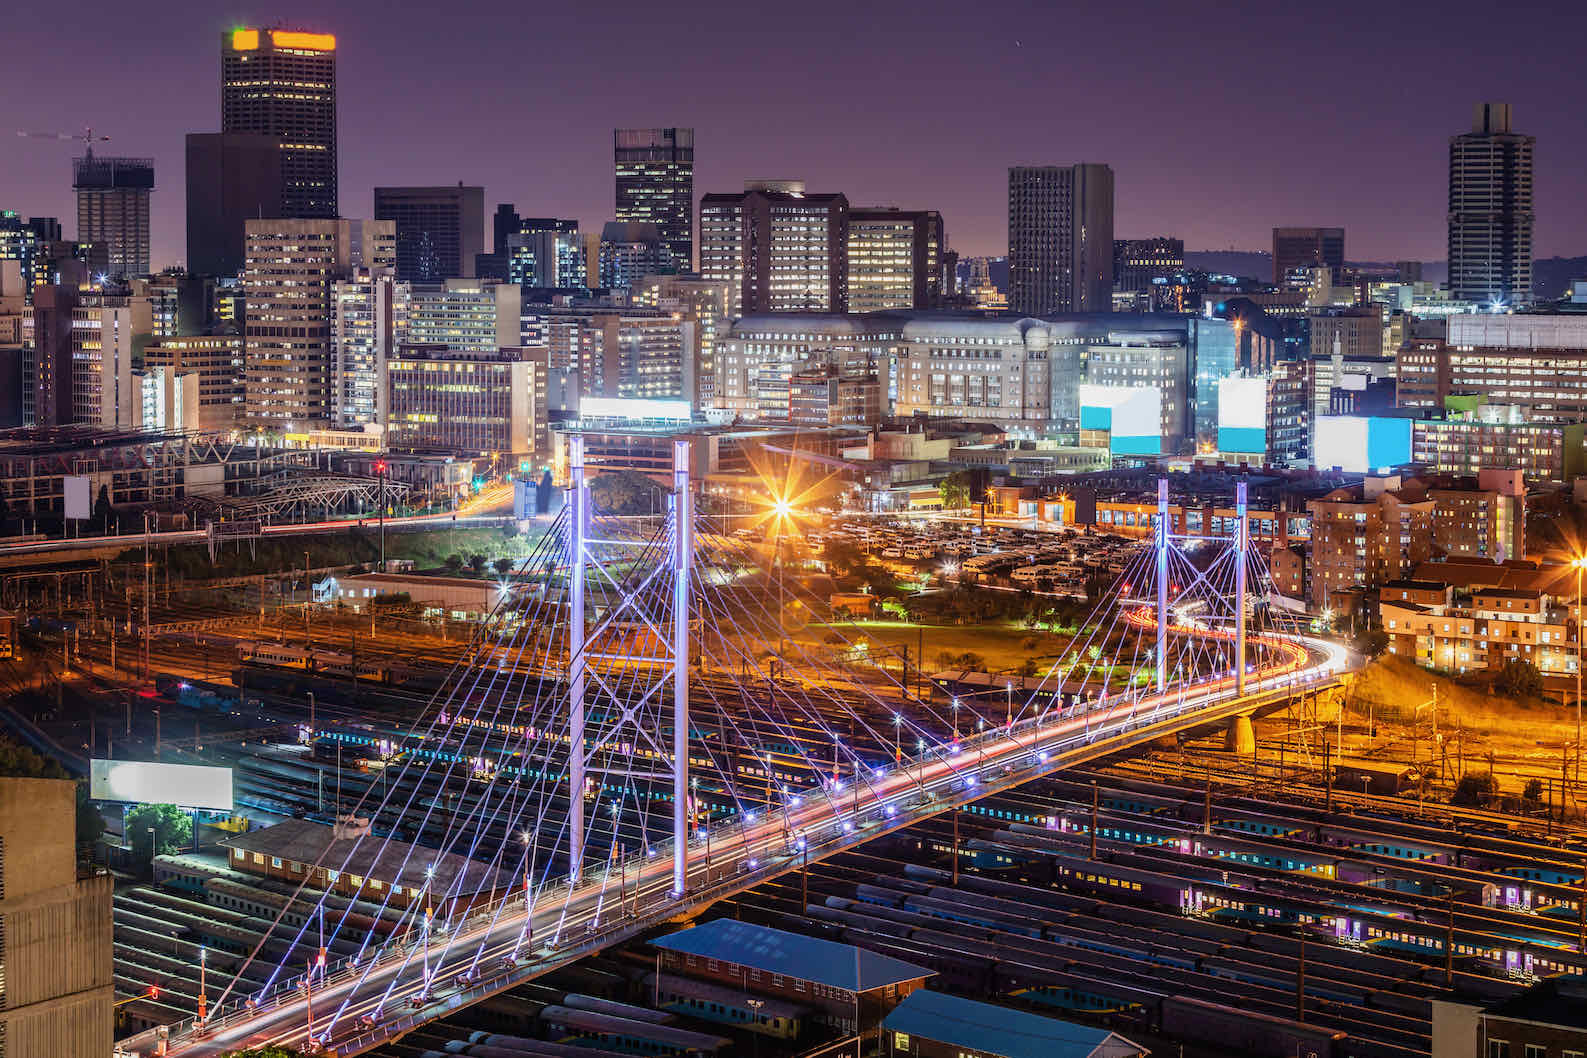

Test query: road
[121,615,1351,1057]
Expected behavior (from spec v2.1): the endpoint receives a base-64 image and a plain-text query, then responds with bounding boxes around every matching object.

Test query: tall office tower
[1007,164,1114,315]
[475,203,522,280]
[699,181,848,318]
[598,221,672,290]
[614,128,694,270]
[1449,103,1535,308]
[73,153,153,276]
[374,184,485,282]
[242,218,394,428]
[222,28,338,218]
[635,274,730,409]
[186,132,284,276]
[331,267,405,427]
[1272,227,1345,285]
[507,220,585,288]
[846,208,944,311]
[404,279,521,353]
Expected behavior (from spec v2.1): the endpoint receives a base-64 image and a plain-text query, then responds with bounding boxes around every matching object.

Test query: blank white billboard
[64,475,91,521]
[1217,377,1267,430]
[91,760,234,811]
[1315,416,1370,473]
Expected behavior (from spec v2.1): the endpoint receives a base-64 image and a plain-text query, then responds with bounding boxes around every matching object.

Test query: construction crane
[16,126,110,158]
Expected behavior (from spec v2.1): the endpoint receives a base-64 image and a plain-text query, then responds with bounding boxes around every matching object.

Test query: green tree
[589,470,666,516]
[493,556,514,576]
[1494,658,1543,698]
[223,1047,312,1058]
[126,803,193,860]
[938,470,972,510]
[1354,628,1390,659]
[468,553,487,575]
[444,554,464,575]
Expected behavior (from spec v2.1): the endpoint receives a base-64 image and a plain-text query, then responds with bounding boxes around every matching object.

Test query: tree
[126,803,193,861]
[1494,658,1544,698]
[223,1047,312,1058]
[1522,778,1544,805]
[468,553,487,575]
[1451,771,1499,807]
[589,470,666,516]
[493,556,514,576]
[938,470,973,510]
[444,554,464,575]
[1353,628,1390,659]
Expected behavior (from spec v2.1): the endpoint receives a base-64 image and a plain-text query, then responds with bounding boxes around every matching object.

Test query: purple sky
[7,0,1584,269]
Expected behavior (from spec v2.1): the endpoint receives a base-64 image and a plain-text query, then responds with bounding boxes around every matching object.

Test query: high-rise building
[634,275,731,409]
[186,133,284,277]
[700,181,848,318]
[373,184,485,282]
[0,778,114,1055]
[598,221,672,291]
[846,208,944,312]
[1271,227,1345,285]
[474,203,522,280]
[242,218,394,428]
[222,28,338,218]
[22,279,150,429]
[1448,103,1535,308]
[1007,164,1113,315]
[331,267,405,428]
[387,346,544,456]
[73,153,153,277]
[614,128,694,270]
[403,279,521,353]
[507,220,584,288]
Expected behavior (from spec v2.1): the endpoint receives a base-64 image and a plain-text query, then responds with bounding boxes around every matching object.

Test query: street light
[1573,555,1586,784]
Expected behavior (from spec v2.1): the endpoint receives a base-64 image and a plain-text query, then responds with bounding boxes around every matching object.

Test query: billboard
[1079,384,1161,456]
[580,397,691,421]
[1314,415,1413,473]
[91,760,234,811]
[64,475,91,521]
[1217,376,1267,454]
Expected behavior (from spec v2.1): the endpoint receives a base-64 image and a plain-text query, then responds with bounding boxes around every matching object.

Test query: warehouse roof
[651,918,930,992]
[881,991,1147,1058]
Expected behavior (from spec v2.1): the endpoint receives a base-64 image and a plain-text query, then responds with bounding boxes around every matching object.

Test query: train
[235,640,398,683]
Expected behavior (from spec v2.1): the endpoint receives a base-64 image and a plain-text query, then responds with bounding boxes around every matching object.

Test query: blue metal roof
[650,918,931,992]
[882,990,1143,1058]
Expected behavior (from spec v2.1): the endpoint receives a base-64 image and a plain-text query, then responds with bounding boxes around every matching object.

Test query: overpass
[116,454,1354,1056]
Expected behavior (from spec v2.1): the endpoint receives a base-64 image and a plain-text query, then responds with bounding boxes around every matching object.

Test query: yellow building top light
[271,30,336,51]
[231,28,260,50]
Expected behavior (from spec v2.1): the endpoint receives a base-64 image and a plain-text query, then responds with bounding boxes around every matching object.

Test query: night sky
[7,0,1584,270]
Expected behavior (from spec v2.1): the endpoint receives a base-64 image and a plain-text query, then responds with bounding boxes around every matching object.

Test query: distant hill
[1186,250,1270,281]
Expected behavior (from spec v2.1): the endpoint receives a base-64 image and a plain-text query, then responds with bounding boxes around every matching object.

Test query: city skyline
[6,0,1586,270]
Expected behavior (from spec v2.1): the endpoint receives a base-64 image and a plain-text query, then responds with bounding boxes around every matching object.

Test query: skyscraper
[73,153,153,277]
[507,220,585,289]
[700,181,848,318]
[222,28,338,218]
[614,128,694,270]
[598,221,672,291]
[243,218,393,428]
[1448,102,1535,308]
[186,133,284,276]
[1007,164,1113,316]
[1271,227,1345,285]
[374,184,485,282]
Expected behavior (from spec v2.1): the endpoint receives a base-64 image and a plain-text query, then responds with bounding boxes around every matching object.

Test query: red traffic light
[148,985,159,999]
[374,461,387,474]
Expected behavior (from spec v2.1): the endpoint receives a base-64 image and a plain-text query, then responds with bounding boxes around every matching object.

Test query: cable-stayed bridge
[118,448,1354,1057]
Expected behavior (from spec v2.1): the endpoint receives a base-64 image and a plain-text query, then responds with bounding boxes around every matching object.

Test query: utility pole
[142,510,152,681]
[376,460,388,571]
[1295,931,1306,1022]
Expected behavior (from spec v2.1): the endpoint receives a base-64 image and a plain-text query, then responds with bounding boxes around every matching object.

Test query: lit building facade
[614,128,694,270]
[1308,477,1435,605]
[331,267,406,428]
[598,220,672,290]
[402,279,519,354]
[387,346,544,456]
[374,184,485,282]
[700,182,848,317]
[1112,236,1184,294]
[846,208,943,312]
[243,218,394,428]
[1272,227,1344,286]
[22,286,150,429]
[1401,314,1587,421]
[507,220,584,288]
[144,334,244,432]
[222,28,338,218]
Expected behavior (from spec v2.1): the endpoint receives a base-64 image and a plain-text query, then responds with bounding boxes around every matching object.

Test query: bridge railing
[127,654,1346,1055]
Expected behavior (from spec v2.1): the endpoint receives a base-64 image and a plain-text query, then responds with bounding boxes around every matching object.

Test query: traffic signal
[148,985,159,1000]
[374,460,387,475]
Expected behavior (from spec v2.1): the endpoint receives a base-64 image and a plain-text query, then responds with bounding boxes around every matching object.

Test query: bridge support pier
[1224,713,1255,757]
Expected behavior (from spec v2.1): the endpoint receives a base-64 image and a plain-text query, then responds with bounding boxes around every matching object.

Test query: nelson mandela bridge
[120,442,1353,1057]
